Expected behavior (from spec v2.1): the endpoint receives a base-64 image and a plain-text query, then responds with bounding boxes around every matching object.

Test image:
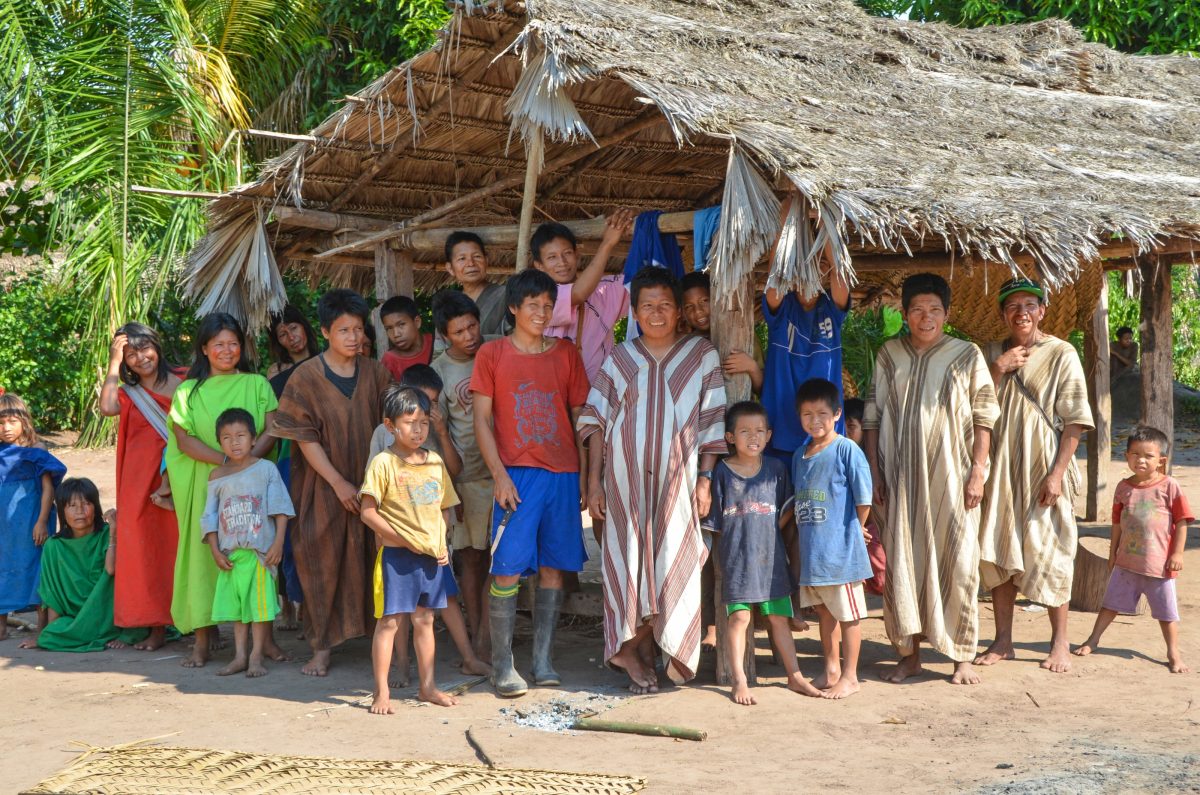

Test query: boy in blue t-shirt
[792,378,873,700]
[761,213,850,464]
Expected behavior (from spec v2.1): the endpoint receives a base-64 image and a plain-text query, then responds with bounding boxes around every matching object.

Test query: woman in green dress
[166,313,278,668]
[19,478,146,652]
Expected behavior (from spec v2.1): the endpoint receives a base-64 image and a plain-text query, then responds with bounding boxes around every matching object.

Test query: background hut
[185,0,1200,677]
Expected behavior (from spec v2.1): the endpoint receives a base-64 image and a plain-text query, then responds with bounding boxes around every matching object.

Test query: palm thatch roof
[186,0,1200,340]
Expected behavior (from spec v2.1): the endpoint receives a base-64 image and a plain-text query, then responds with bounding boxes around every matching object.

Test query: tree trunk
[1138,255,1173,469]
[1084,277,1111,521]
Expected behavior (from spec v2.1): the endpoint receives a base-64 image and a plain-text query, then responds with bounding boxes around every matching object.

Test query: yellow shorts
[450,479,494,552]
[798,582,867,623]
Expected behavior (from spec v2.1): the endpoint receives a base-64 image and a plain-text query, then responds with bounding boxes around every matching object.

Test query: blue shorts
[490,467,585,577]
[374,547,458,617]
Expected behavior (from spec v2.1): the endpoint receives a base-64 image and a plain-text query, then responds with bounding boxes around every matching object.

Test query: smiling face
[62,495,96,535]
[218,420,255,463]
[122,342,160,384]
[386,408,430,451]
[511,292,555,339]
[444,313,482,358]
[533,236,579,284]
[726,412,771,459]
[276,321,309,358]
[904,293,948,348]
[381,311,420,353]
[633,285,681,343]
[323,313,366,359]
[445,240,489,288]
[1001,291,1045,341]
[1126,439,1165,481]
[203,329,242,375]
[682,286,711,334]
[799,398,841,445]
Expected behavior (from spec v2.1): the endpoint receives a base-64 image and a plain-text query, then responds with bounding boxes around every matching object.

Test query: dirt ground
[3,442,1199,794]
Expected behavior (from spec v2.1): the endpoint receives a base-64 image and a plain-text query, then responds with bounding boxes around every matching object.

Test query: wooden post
[395,249,415,298]
[373,243,397,360]
[708,271,757,685]
[1083,277,1111,521]
[514,129,544,272]
[1138,254,1174,468]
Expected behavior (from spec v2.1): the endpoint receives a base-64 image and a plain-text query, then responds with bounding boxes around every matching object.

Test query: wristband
[697,469,713,480]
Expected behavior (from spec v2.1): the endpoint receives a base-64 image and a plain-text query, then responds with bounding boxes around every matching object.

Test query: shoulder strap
[121,384,170,441]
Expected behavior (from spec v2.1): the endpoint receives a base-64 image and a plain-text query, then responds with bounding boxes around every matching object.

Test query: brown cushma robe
[272,354,392,650]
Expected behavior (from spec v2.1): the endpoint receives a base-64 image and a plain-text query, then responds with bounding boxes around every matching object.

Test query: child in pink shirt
[1074,425,1193,673]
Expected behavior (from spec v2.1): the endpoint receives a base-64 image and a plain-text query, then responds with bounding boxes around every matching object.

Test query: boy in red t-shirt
[470,269,590,697]
[380,296,432,381]
[1074,425,1193,673]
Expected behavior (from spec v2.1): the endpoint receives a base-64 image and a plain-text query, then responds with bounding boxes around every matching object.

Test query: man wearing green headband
[977,277,1094,673]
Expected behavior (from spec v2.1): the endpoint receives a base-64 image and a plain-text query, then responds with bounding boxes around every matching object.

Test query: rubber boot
[530,587,564,686]
[489,593,528,697]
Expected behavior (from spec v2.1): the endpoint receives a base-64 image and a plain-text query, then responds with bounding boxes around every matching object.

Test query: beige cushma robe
[979,336,1093,607]
[864,335,1000,662]
[273,355,392,650]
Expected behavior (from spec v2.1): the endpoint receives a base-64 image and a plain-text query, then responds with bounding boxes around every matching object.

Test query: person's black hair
[317,289,370,330]
[794,377,841,413]
[114,322,173,388]
[725,400,769,431]
[505,269,558,312]
[629,265,682,308]
[444,231,487,264]
[379,295,420,324]
[432,289,481,336]
[530,222,577,263]
[680,271,711,295]
[215,407,256,438]
[901,272,951,312]
[267,305,319,365]
[399,363,443,395]
[843,397,865,424]
[185,313,254,391]
[55,477,105,535]
[382,384,431,422]
[1116,326,1134,338]
[1127,425,1170,455]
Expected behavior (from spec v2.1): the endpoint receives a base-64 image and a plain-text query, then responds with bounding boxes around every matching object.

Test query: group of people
[0,208,1191,716]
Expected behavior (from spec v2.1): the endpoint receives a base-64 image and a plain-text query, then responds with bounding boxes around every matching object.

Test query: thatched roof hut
[187,0,1200,341]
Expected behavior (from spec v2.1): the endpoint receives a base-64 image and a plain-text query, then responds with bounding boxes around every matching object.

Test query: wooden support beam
[396,249,415,298]
[312,108,665,260]
[514,130,544,272]
[1084,277,1111,521]
[1138,254,1174,469]
[275,206,392,233]
[327,24,525,213]
[372,244,397,360]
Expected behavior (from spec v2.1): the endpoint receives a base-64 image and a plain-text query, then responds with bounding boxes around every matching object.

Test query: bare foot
[730,679,756,705]
[701,625,717,651]
[263,641,290,662]
[181,647,209,668]
[789,617,810,633]
[973,640,1015,666]
[1072,641,1098,657]
[1168,655,1190,674]
[17,638,38,649]
[460,657,492,676]
[390,662,411,689]
[821,677,860,699]
[1040,643,1072,673]
[245,656,268,678]
[812,669,841,690]
[369,693,395,715]
[134,626,166,651]
[301,649,330,676]
[419,686,459,707]
[610,647,657,694]
[787,671,824,697]
[276,604,299,631]
[208,634,227,652]
[105,639,129,650]
[218,657,248,676]
[883,654,923,684]
[950,661,982,685]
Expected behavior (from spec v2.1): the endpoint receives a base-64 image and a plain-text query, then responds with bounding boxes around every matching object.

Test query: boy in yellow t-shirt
[360,385,460,714]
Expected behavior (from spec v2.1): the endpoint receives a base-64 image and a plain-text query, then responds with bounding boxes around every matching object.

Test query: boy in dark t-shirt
[704,401,822,705]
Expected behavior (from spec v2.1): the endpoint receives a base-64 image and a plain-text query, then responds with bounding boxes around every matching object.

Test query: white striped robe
[578,335,727,682]
[864,336,999,662]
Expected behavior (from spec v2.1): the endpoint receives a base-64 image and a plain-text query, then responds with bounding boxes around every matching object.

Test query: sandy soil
[3,442,1199,794]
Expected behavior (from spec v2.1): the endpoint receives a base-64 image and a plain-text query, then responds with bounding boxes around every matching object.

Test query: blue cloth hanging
[692,205,722,272]
[622,210,685,284]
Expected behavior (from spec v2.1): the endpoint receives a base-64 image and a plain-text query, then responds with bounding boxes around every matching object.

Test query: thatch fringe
[709,145,780,311]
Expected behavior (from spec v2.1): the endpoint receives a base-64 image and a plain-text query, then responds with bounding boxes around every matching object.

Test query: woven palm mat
[23,744,646,795]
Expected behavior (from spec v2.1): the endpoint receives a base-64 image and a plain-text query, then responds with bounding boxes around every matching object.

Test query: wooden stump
[1070,536,1144,615]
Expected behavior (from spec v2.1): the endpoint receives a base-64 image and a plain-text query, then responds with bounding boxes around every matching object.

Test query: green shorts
[212,549,279,624]
[726,594,793,617]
